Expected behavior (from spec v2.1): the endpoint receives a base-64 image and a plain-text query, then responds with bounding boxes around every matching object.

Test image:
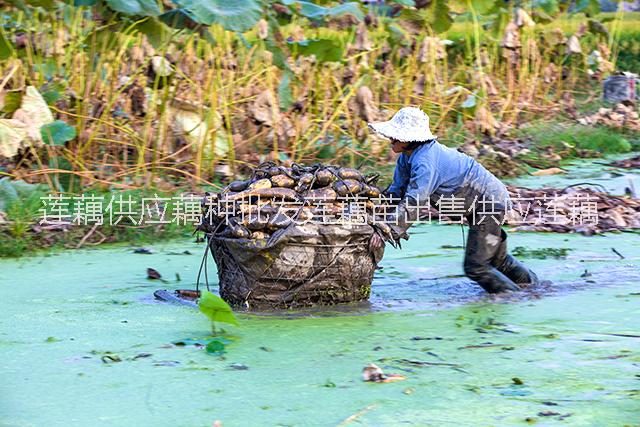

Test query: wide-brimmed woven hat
[368,107,435,142]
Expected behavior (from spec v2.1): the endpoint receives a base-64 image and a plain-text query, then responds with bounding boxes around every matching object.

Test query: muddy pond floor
[1,157,640,427]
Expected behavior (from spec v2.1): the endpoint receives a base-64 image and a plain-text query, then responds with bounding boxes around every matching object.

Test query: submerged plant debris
[511,247,572,259]
[506,186,640,233]
[608,154,640,169]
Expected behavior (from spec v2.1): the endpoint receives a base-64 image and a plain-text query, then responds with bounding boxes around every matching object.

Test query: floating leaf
[282,0,363,21]
[205,339,226,355]
[147,268,162,280]
[74,0,98,5]
[229,363,249,370]
[176,0,262,32]
[133,247,154,254]
[173,336,231,346]
[40,120,77,146]
[101,354,122,363]
[173,338,208,346]
[198,291,239,327]
[500,388,532,396]
[105,0,160,16]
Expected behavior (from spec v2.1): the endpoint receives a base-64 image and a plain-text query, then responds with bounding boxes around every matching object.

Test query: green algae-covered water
[2,226,638,427]
[507,154,639,195]
[2,159,640,426]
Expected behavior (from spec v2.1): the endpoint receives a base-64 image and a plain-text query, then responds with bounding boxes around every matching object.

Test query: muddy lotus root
[199,162,393,241]
[198,162,390,309]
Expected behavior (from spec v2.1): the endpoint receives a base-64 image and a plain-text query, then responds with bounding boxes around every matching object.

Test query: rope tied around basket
[196,233,212,292]
[209,226,378,309]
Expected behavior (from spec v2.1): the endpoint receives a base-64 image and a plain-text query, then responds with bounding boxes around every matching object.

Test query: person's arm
[404,161,441,205]
[386,155,410,200]
[370,155,411,251]
[389,156,441,241]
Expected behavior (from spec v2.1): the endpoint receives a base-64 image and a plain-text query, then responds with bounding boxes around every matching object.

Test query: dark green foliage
[105,0,160,16]
[205,339,226,355]
[174,0,262,32]
[0,29,14,59]
[0,185,192,258]
[281,0,363,21]
[0,179,46,257]
[522,123,633,160]
[616,31,640,74]
[287,39,344,63]
[41,120,77,146]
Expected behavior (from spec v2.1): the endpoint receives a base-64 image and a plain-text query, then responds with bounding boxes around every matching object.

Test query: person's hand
[369,232,385,253]
[382,191,400,205]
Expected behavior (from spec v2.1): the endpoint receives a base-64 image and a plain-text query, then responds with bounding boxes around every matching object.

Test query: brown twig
[76,223,99,248]
[337,404,378,426]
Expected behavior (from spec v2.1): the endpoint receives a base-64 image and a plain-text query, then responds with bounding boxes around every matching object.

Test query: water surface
[2,156,640,426]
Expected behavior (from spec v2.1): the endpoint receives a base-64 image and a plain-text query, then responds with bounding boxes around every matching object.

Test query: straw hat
[368,107,435,142]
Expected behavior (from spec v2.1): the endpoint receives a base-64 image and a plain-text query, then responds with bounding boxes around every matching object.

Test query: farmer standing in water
[368,107,539,293]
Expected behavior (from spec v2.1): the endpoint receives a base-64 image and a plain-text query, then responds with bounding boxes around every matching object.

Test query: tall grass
[1,7,637,190]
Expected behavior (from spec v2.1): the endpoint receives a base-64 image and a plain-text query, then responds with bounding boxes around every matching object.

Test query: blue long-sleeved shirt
[388,141,511,208]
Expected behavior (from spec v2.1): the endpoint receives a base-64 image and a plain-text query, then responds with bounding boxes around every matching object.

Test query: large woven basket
[208,223,382,309]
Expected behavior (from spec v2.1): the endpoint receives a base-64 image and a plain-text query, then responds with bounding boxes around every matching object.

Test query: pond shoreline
[1,151,639,259]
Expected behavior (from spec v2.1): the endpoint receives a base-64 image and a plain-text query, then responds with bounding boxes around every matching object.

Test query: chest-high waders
[457,183,539,293]
[463,210,539,293]
[391,186,539,294]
